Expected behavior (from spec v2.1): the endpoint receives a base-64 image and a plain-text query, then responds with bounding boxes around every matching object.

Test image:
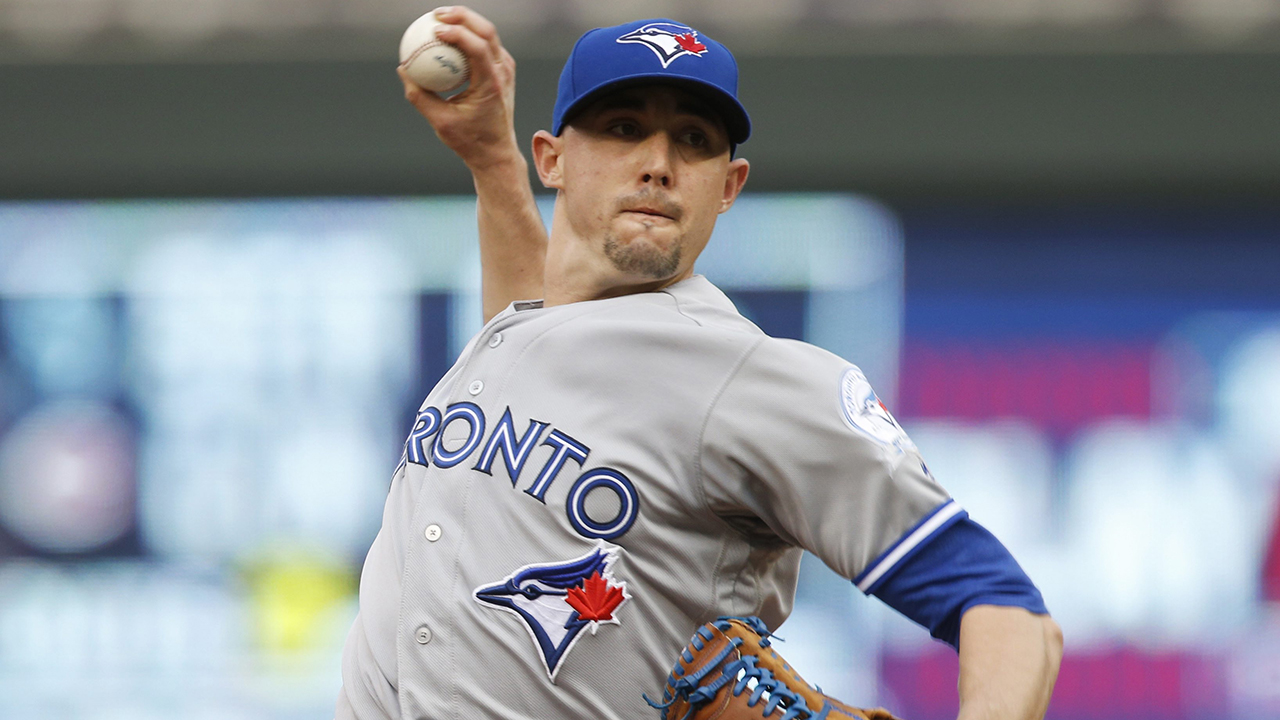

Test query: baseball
[399,11,470,94]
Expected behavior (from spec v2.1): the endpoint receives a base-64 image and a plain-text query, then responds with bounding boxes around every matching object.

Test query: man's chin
[602,230,683,281]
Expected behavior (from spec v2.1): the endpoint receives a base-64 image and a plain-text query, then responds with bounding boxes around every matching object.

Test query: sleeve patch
[839,366,916,453]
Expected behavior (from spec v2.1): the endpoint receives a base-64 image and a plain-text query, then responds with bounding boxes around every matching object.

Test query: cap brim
[553,74,751,146]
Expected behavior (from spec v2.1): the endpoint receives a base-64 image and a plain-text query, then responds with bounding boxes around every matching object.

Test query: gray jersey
[337,275,952,720]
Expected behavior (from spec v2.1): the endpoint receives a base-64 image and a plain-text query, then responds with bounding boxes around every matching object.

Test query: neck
[542,243,692,308]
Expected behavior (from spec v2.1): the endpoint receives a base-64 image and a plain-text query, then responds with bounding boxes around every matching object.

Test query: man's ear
[718,157,750,214]
[531,130,564,190]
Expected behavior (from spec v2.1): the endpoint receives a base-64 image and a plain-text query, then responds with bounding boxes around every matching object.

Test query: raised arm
[399,6,547,322]
[958,605,1062,720]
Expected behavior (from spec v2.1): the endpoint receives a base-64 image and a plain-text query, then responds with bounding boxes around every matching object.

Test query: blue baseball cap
[552,19,751,146]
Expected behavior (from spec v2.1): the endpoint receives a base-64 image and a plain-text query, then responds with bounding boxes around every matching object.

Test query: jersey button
[468,380,484,395]
[424,523,442,542]
[488,332,503,348]
[415,625,432,644]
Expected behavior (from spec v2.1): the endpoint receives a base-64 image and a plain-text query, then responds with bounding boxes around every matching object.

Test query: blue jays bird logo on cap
[474,541,630,681]
[617,22,709,68]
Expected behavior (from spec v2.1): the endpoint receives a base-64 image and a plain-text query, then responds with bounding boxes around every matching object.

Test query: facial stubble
[602,232,682,279]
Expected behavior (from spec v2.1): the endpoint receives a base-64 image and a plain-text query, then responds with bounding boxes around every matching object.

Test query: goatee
[602,233,682,279]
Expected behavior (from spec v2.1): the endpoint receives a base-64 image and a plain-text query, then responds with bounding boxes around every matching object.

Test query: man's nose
[638,132,673,188]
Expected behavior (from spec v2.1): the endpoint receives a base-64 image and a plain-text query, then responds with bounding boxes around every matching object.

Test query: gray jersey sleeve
[699,337,953,586]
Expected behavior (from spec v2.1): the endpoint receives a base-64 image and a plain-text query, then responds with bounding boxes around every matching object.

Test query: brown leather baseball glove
[645,616,902,720]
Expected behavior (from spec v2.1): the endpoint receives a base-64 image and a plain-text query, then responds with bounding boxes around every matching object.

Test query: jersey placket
[397,306,538,720]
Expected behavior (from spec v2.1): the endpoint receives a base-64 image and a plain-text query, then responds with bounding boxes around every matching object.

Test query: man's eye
[680,131,708,148]
[609,122,639,137]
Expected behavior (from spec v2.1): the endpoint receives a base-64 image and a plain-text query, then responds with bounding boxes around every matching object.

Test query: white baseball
[399,11,470,94]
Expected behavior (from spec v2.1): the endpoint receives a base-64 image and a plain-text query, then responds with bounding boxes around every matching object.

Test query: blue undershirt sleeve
[865,516,1048,650]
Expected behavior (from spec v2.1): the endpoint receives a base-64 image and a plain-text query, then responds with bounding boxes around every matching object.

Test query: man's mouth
[622,206,676,221]
[616,192,682,223]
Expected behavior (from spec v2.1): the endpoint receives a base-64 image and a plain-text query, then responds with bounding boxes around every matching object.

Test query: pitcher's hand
[399,6,520,171]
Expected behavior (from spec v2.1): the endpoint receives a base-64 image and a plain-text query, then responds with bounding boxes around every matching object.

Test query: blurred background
[2,1,1280,719]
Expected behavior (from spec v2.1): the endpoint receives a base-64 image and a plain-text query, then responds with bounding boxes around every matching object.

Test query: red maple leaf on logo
[674,33,707,54]
[566,572,625,622]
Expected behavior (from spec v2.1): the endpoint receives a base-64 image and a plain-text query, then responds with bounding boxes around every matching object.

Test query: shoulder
[729,335,860,394]
[541,276,764,353]
[718,336,917,453]
[512,281,765,392]
[655,275,766,336]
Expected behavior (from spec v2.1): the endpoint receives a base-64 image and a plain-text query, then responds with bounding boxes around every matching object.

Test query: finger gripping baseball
[646,617,904,720]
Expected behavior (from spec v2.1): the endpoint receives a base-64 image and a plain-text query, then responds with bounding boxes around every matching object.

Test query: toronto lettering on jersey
[398,403,640,541]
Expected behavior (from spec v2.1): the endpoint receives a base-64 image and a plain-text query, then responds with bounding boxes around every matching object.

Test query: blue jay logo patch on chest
[473,541,630,681]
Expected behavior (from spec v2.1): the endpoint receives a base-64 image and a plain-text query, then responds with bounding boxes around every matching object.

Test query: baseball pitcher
[335,9,1062,720]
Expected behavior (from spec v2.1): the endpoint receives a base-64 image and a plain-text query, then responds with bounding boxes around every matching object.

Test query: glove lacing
[644,617,817,720]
